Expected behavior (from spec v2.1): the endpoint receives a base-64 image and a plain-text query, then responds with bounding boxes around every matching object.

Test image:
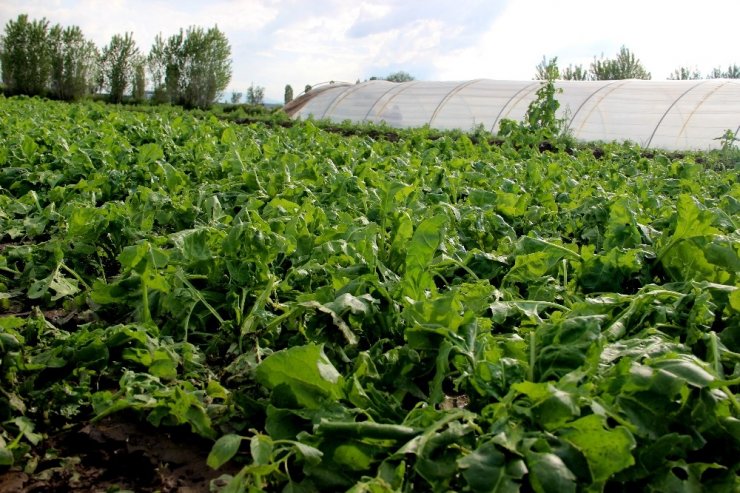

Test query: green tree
[591,45,650,80]
[668,66,701,80]
[147,33,168,100]
[230,91,242,104]
[49,24,98,100]
[284,84,293,104]
[101,32,139,103]
[304,84,312,93]
[131,54,146,101]
[534,55,559,80]
[725,65,740,78]
[163,31,185,102]
[707,64,740,79]
[385,70,414,82]
[562,64,589,81]
[182,26,231,108]
[246,83,264,105]
[0,14,52,96]
[151,25,231,109]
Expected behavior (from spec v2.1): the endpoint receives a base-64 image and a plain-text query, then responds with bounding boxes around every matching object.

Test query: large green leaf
[403,214,447,300]
[458,441,527,493]
[255,344,344,409]
[526,451,577,493]
[560,414,635,485]
[207,434,243,469]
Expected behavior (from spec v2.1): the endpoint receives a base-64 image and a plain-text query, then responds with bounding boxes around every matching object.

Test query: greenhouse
[285,79,740,151]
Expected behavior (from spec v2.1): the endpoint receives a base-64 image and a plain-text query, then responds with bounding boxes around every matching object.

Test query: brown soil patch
[0,417,237,492]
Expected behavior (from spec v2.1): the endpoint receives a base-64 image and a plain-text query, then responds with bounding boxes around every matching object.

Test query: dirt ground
[0,417,237,493]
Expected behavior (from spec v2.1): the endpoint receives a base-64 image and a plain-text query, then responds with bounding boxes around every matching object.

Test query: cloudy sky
[1,0,738,102]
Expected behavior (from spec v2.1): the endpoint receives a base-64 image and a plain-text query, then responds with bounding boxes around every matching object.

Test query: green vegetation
[148,26,232,109]
[0,14,97,99]
[284,84,294,104]
[368,71,416,83]
[668,67,702,80]
[0,95,738,491]
[590,46,651,80]
[101,32,139,104]
[536,47,651,81]
[538,48,740,81]
[0,13,232,108]
[246,83,265,105]
[707,65,740,79]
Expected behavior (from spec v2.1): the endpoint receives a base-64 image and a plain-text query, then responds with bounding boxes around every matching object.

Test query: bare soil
[0,417,237,493]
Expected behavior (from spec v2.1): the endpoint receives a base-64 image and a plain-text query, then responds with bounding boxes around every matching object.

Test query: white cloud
[433,0,739,81]
[1,0,738,101]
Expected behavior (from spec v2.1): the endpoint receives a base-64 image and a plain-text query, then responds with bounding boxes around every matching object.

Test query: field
[0,96,739,492]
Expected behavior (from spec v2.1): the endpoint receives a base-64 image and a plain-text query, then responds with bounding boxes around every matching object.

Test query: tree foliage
[534,56,559,81]
[150,25,232,109]
[534,47,650,81]
[385,70,415,83]
[0,14,52,96]
[246,83,265,105]
[131,54,146,102]
[561,64,589,81]
[101,32,139,103]
[147,34,167,95]
[284,84,293,104]
[668,66,702,80]
[591,46,650,80]
[48,25,99,100]
[706,64,740,79]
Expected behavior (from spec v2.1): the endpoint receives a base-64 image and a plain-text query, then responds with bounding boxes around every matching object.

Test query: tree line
[534,45,740,81]
[0,14,232,109]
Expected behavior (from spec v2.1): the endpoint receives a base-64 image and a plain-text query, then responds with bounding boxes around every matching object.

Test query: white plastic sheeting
[287,79,740,150]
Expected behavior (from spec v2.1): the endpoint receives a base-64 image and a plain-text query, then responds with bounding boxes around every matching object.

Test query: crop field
[0,96,738,492]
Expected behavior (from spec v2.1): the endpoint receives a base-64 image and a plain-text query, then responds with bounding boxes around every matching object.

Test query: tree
[48,25,98,100]
[147,34,167,97]
[230,91,242,104]
[131,54,146,101]
[0,14,52,96]
[707,65,740,79]
[101,32,139,103]
[534,56,559,80]
[591,45,650,80]
[304,84,312,93]
[149,25,231,109]
[668,66,701,80]
[385,71,414,83]
[246,83,264,105]
[562,64,589,81]
[726,65,740,78]
[284,84,293,104]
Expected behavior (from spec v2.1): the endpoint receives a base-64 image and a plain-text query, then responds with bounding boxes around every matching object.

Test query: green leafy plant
[713,128,740,170]
[498,76,570,151]
[0,96,736,492]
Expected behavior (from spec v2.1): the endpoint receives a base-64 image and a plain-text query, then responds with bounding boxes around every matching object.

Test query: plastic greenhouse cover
[289,79,740,151]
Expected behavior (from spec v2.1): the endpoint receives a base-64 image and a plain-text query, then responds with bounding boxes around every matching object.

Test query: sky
[1,0,738,103]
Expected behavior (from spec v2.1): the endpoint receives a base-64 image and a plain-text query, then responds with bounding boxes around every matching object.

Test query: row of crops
[0,96,738,491]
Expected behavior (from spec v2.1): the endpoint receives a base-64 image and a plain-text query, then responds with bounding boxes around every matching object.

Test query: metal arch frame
[645,80,706,149]
[318,82,375,120]
[369,80,423,122]
[565,80,627,137]
[362,81,417,122]
[428,79,485,127]
[489,81,541,133]
[673,80,733,146]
